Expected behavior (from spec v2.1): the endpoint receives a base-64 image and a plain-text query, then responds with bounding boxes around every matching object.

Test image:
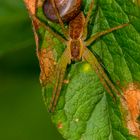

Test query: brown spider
[32,0,128,112]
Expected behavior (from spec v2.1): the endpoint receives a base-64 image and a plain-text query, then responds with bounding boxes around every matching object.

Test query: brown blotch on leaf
[32,18,40,30]
[63,79,69,84]
[24,0,43,15]
[121,83,140,138]
[24,0,37,15]
[38,47,56,86]
[24,0,40,56]
[57,121,63,129]
[24,0,57,86]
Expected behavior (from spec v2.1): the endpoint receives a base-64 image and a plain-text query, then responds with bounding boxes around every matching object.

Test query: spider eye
[43,0,82,22]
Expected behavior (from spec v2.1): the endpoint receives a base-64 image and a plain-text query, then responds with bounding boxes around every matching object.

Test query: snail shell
[43,0,82,22]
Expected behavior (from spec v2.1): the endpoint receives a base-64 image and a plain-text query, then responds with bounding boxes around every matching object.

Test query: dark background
[0,0,64,140]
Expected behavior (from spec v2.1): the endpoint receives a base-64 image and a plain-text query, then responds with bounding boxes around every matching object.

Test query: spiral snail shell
[43,0,82,22]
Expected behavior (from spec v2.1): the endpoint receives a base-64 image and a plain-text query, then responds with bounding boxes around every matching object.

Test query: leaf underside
[28,0,140,139]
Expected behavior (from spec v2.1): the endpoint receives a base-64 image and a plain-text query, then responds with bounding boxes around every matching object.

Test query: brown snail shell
[43,0,82,22]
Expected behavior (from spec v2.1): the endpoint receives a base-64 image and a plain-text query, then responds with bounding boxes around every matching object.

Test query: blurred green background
[0,0,64,140]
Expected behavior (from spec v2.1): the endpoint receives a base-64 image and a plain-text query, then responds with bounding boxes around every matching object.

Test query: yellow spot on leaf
[75,118,79,122]
[82,63,92,73]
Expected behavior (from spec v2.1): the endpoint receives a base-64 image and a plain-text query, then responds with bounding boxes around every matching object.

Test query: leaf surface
[25,0,140,139]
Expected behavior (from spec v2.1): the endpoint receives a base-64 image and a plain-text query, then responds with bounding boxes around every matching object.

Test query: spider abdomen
[43,0,82,22]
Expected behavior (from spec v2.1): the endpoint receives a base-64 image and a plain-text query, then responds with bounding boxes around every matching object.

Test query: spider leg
[49,47,71,112]
[32,16,67,45]
[85,23,129,46]
[83,0,95,40]
[51,0,69,39]
[51,66,66,112]
[82,47,125,100]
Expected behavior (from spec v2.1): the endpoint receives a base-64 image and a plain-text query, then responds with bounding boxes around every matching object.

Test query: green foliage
[1,0,140,139]
[35,0,140,139]
[0,0,64,140]
[0,0,34,56]
[90,0,140,86]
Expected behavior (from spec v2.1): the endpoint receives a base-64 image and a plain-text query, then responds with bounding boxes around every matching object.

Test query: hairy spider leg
[82,23,129,100]
[82,47,125,100]
[81,1,128,100]
[51,0,69,39]
[81,9,129,100]
[48,65,61,112]
[32,16,69,112]
[82,47,116,99]
[85,23,129,46]
[49,47,71,112]
[32,16,67,44]
[83,0,95,40]
[82,0,129,43]
[51,67,66,112]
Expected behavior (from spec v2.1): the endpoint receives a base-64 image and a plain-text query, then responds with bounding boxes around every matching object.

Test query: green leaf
[33,0,140,139]
[89,0,140,86]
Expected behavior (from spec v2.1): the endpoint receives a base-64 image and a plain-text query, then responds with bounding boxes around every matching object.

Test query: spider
[32,0,128,112]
